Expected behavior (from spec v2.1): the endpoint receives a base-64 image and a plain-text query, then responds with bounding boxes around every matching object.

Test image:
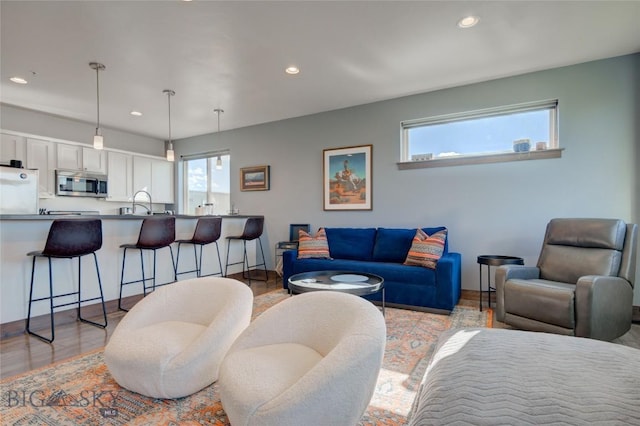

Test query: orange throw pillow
[297,228,332,259]
[404,228,447,269]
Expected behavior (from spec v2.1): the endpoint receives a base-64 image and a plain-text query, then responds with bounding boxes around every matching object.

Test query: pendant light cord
[96,66,100,130]
[167,92,172,146]
[163,89,175,148]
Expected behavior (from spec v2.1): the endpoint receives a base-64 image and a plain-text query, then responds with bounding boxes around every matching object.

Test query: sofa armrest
[495,266,540,321]
[282,249,298,289]
[435,252,462,310]
[575,275,633,340]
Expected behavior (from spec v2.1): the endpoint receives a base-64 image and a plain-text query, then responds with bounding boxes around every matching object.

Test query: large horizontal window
[400,100,559,168]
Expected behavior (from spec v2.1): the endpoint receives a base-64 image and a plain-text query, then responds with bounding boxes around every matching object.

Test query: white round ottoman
[105,277,253,399]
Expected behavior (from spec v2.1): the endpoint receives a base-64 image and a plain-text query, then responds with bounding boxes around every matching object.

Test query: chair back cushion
[136,216,176,249]
[43,219,102,257]
[240,217,264,240]
[192,216,222,244]
[538,218,627,284]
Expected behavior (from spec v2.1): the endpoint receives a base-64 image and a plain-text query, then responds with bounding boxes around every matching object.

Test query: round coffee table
[288,270,385,315]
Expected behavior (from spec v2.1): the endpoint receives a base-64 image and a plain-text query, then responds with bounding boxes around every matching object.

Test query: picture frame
[289,224,310,241]
[323,144,372,210]
[240,165,270,191]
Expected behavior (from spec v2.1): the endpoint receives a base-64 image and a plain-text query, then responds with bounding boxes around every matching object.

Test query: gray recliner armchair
[496,218,637,341]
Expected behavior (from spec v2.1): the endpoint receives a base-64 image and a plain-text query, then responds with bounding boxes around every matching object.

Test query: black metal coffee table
[288,270,385,315]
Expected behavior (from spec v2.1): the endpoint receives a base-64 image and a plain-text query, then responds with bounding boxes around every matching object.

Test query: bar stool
[118,216,176,311]
[225,217,268,285]
[26,219,107,343]
[175,216,223,278]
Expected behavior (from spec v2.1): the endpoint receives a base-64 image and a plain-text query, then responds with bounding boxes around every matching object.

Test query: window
[400,100,559,167]
[182,151,230,215]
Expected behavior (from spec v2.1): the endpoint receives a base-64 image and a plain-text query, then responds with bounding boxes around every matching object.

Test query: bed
[409,328,640,425]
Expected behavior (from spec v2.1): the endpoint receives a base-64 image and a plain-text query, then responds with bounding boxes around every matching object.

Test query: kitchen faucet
[132,190,153,215]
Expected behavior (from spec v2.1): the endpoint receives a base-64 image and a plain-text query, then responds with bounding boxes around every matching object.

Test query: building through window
[401,100,558,163]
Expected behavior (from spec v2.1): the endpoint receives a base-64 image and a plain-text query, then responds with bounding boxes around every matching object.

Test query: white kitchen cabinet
[151,159,174,204]
[133,156,153,194]
[57,143,107,173]
[26,138,56,198]
[107,151,133,202]
[1,133,26,165]
[83,148,107,174]
[57,143,83,170]
[133,156,174,204]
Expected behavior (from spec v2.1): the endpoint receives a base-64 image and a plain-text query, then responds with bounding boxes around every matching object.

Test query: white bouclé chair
[217,291,387,426]
[105,277,253,399]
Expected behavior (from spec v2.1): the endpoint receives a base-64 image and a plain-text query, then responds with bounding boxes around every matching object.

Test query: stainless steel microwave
[56,170,108,198]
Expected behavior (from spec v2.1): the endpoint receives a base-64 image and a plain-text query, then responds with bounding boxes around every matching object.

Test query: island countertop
[0,214,263,326]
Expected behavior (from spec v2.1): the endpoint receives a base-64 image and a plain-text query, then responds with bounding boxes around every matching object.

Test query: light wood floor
[1,275,639,379]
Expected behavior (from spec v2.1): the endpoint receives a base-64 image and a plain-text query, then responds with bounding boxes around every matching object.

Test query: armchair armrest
[575,275,633,341]
[495,265,540,321]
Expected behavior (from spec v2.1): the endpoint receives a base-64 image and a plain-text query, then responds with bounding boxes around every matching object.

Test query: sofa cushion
[297,228,332,259]
[404,229,447,269]
[372,228,416,263]
[324,228,377,261]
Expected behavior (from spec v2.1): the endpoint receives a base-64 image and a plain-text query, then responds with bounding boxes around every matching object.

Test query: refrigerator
[0,165,39,214]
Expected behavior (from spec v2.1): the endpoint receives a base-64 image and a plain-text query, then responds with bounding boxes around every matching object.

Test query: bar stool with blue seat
[225,217,268,285]
[175,216,224,278]
[26,218,107,343]
[118,216,176,311]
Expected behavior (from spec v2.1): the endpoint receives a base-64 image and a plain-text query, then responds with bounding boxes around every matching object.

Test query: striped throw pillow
[297,228,332,259]
[403,228,447,269]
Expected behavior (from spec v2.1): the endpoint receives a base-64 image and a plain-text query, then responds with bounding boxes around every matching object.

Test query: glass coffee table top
[288,270,384,297]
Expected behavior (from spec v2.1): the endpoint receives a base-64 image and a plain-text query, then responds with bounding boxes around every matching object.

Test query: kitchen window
[182,151,230,215]
[399,100,561,169]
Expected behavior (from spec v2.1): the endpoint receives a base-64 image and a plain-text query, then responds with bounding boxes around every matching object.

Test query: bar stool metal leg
[27,253,107,343]
[26,256,56,343]
[77,252,108,329]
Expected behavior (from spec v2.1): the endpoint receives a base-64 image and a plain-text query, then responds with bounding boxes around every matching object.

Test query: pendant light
[89,62,106,150]
[164,89,175,162]
[214,108,224,169]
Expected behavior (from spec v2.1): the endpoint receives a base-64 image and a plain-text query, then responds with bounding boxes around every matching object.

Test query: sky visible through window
[187,156,230,192]
[408,109,550,157]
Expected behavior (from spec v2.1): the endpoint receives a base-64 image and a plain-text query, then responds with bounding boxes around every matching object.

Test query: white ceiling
[1,1,639,141]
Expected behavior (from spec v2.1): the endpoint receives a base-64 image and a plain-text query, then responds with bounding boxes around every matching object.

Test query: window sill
[397,148,564,170]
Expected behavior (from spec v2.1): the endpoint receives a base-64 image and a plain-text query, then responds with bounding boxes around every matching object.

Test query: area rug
[0,291,489,425]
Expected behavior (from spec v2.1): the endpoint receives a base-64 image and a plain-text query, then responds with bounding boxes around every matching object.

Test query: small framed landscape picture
[240,165,270,191]
[323,144,372,210]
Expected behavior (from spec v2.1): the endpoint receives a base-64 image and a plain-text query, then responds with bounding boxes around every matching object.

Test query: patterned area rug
[0,291,489,425]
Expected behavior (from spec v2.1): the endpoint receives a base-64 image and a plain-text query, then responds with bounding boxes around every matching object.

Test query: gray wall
[2,55,637,302]
[0,103,164,156]
[176,54,640,303]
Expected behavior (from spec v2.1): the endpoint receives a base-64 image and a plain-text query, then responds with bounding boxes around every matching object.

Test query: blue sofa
[282,227,462,312]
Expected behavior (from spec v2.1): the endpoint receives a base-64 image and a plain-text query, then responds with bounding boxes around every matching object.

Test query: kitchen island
[0,214,263,330]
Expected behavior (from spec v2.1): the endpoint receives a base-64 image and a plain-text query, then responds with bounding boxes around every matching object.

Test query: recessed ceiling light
[285,66,300,75]
[130,111,143,116]
[10,76,28,84]
[457,16,479,28]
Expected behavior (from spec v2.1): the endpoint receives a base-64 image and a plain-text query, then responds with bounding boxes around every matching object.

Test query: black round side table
[477,255,524,311]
